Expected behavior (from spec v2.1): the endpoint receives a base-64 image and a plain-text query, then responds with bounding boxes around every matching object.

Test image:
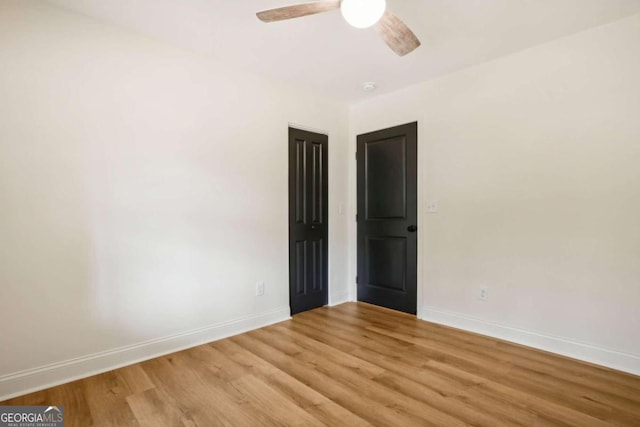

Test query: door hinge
[355,214,358,222]
[356,275,359,284]
[355,151,358,160]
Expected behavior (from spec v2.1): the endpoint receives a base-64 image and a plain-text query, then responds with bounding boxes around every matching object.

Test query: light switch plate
[426,200,439,213]
[256,281,265,296]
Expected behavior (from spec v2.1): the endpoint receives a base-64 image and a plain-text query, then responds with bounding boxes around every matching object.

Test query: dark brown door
[357,122,417,314]
[289,128,328,315]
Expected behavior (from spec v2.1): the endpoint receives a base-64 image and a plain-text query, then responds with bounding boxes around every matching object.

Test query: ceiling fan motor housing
[340,0,387,29]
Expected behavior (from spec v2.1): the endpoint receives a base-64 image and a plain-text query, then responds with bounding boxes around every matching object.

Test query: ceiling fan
[256,0,421,56]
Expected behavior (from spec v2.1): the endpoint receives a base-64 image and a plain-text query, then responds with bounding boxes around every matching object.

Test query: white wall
[350,14,640,374]
[0,0,349,399]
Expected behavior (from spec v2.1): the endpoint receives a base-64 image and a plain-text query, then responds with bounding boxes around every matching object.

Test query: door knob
[407,225,417,232]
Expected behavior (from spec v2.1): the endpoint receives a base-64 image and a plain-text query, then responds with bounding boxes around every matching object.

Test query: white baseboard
[329,290,351,306]
[419,306,640,376]
[0,307,291,401]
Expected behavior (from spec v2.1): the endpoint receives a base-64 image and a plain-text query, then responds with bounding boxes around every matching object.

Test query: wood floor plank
[272,323,510,426]
[229,374,326,427]
[126,388,197,427]
[115,364,155,395]
[367,324,626,424]
[2,302,640,426]
[287,313,539,425]
[232,331,434,426]
[428,359,614,426]
[146,350,281,427]
[348,302,640,394]
[325,303,640,421]
[261,327,468,426]
[82,371,141,426]
[211,339,372,427]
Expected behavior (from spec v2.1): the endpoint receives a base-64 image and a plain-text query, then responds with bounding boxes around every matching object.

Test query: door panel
[294,241,306,295]
[311,239,323,292]
[311,142,323,223]
[366,136,407,220]
[357,122,417,314]
[366,236,407,291]
[294,140,306,224]
[289,128,328,315]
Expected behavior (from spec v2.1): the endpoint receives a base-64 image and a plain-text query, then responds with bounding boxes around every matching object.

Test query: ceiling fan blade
[375,11,421,56]
[257,1,340,23]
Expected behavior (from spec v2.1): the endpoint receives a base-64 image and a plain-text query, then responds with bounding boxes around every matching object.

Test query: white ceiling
[47,0,640,103]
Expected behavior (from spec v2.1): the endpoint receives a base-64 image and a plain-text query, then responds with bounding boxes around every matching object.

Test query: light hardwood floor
[3,302,640,426]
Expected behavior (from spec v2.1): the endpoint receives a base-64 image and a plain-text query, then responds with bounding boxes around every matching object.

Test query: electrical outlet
[256,281,265,296]
[479,286,488,301]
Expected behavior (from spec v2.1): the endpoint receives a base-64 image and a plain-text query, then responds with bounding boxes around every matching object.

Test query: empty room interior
[1,0,640,425]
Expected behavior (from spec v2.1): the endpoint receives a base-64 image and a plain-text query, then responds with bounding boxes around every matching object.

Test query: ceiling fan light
[341,0,386,29]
